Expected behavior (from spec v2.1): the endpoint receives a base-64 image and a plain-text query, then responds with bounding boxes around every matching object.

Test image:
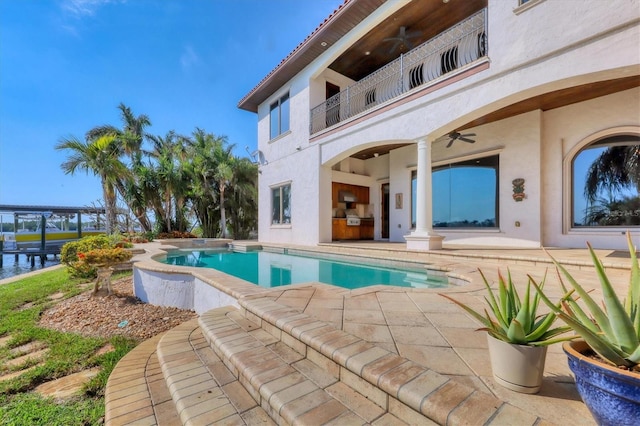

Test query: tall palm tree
[227,157,258,239]
[147,131,190,233]
[86,103,153,232]
[55,134,129,234]
[184,128,223,237]
[211,140,235,238]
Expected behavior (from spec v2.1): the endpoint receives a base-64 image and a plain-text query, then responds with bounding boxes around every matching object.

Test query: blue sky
[0,0,343,209]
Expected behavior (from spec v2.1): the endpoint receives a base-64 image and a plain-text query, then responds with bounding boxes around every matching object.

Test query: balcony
[310,9,487,135]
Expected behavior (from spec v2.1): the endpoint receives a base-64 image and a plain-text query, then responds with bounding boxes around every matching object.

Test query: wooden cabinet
[360,219,374,240]
[332,218,374,240]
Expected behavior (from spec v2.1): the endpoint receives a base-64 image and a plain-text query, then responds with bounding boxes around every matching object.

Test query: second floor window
[270,92,290,139]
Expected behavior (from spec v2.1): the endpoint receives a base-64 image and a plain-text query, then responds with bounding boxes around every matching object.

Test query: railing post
[483,7,488,57]
[346,86,350,119]
[400,53,404,94]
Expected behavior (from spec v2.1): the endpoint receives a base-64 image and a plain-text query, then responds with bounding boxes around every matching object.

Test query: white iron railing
[310,9,487,135]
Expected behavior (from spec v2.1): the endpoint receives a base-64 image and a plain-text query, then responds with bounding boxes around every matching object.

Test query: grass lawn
[0,267,137,425]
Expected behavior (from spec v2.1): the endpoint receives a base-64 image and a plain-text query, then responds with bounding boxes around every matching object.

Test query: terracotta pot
[487,334,548,394]
[564,340,640,426]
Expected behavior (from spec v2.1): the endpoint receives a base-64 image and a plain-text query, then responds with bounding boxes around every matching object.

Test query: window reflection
[412,155,498,228]
[572,135,640,227]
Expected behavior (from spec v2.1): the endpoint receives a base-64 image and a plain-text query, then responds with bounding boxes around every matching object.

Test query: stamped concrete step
[200,306,386,425]
[106,332,177,425]
[225,297,547,426]
[156,315,274,426]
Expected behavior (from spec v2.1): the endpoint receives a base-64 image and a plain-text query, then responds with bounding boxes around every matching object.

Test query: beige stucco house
[239,0,640,250]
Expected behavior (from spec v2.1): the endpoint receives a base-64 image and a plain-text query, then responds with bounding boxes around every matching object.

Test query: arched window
[572,135,640,227]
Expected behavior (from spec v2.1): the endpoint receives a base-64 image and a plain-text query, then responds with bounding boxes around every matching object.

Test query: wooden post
[77,212,82,238]
[40,214,46,251]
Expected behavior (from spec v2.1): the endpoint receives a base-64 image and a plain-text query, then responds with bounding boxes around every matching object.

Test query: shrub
[60,235,111,264]
[107,232,134,249]
[156,231,197,239]
[80,247,133,265]
[60,235,113,278]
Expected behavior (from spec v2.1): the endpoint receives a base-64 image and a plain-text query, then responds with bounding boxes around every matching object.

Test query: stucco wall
[542,87,640,249]
[252,1,639,249]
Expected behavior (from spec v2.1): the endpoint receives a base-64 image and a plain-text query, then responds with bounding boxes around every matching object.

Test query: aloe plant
[533,233,640,369]
[441,269,571,346]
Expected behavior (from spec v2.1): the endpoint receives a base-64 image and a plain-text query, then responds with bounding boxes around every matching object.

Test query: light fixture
[320,41,328,47]
[373,153,379,158]
[365,51,371,55]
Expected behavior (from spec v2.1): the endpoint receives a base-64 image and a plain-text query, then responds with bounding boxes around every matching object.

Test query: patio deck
[105,240,633,425]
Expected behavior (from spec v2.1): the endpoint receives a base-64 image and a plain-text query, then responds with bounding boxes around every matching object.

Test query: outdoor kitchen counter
[332,218,374,240]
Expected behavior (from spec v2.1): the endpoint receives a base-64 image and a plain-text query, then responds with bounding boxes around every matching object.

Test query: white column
[405,137,444,250]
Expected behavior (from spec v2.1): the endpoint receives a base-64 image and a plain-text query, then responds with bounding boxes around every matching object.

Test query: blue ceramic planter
[564,341,640,426]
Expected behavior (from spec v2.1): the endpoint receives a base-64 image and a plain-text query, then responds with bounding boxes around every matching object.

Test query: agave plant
[441,269,571,346]
[534,233,640,369]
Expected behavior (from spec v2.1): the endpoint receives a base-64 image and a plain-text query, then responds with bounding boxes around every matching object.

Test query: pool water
[160,249,449,289]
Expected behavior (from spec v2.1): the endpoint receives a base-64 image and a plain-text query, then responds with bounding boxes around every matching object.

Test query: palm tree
[55,134,129,234]
[147,131,190,233]
[86,103,153,232]
[227,157,258,239]
[211,140,235,238]
[184,129,223,237]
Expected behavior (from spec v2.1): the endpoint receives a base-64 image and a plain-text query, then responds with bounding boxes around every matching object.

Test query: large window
[572,135,640,227]
[270,92,290,140]
[412,155,499,228]
[272,184,291,225]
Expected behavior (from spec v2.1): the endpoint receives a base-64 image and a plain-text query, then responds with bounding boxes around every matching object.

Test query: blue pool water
[160,249,449,289]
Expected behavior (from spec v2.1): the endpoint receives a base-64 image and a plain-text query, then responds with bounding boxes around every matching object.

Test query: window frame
[570,135,640,229]
[411,154,500,229]
[269,92,290,140]
[271,183,292,226]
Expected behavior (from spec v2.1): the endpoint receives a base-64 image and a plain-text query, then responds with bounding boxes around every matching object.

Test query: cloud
[61,0,125,18]
[180,45,200,71]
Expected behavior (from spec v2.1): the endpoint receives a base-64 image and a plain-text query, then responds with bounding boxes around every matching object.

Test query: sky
[0,0,344,210]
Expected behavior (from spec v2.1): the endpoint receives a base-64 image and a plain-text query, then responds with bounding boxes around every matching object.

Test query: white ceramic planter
[487,334,548,394]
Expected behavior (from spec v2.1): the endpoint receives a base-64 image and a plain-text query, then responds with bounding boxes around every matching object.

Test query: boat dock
[0,204,106,269]
[0,247,60,267]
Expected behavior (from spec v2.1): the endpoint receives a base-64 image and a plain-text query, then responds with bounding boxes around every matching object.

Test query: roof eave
[237,0,385,113]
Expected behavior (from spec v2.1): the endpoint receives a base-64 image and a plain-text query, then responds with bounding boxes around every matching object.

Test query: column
[405,137,444,250]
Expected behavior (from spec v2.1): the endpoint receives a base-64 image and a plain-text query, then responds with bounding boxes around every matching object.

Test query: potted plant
[441,270,571,393]
[533,233,639,425]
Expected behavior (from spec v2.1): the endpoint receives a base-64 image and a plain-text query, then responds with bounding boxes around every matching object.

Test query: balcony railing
[310,8,487,135]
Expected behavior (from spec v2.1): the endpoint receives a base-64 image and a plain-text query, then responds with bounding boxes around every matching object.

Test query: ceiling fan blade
[459,137,476,143]
[389,41,401,54]
[446,139,455,148]
[460,133,476,138]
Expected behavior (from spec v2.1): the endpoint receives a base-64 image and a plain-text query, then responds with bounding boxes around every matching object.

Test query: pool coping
[132,241,480,315]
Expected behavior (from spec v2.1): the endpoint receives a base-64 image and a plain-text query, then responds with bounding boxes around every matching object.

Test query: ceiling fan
[444,132,476,148]
[383,26,422,54]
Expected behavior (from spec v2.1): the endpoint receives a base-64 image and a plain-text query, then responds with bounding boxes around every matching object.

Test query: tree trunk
[219,184,227,239]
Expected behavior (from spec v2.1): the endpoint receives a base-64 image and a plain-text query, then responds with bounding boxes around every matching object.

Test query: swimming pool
[159,248,450,289]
